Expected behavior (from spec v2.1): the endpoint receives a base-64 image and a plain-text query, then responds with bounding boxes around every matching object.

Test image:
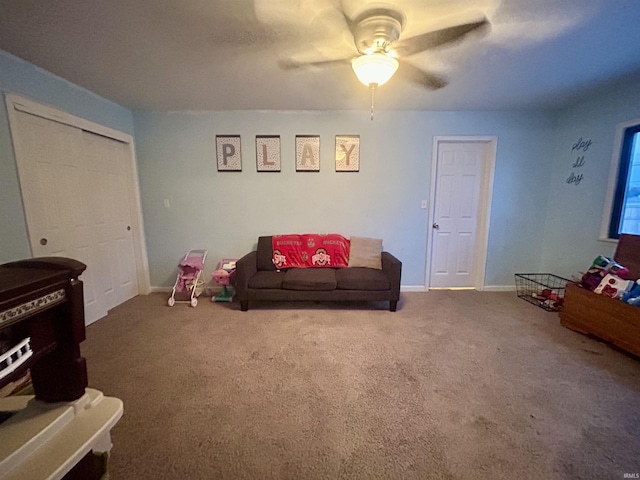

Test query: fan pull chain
[370,84,377,120]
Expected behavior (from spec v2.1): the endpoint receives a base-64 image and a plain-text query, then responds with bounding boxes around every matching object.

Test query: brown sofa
[235,236,402,311]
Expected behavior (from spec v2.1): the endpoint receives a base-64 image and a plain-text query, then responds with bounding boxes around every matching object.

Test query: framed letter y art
[256,136,281,172]
[296,135,320,172]
[335,135,359,172]
[216,135,242,171]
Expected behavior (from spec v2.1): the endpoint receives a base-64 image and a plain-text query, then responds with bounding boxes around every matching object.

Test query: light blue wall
[0,50,135,262]
[540,78,640,278]
[134,109,557,288]
[2,49,589,290]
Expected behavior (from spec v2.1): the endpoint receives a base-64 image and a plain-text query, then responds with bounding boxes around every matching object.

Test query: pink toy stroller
[168,249,207,307]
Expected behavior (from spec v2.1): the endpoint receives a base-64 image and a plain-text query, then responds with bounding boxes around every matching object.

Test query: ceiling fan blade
[338,7,356,34]
[278,57,352,70]
[397,61,448,90]
[394,18,489,57]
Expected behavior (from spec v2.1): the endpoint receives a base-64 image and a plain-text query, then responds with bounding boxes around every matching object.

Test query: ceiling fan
[279,4,489,117]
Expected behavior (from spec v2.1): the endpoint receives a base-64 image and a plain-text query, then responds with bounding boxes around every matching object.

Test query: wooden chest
[559,234,640,356]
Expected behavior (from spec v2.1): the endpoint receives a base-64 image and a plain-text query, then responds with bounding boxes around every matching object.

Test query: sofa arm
[235,251,257,303]
[382,252,402,301]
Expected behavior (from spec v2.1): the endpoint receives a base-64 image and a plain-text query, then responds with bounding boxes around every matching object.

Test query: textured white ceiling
[1,0,640,111]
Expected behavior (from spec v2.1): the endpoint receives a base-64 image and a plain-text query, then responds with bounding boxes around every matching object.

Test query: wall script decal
[566,137,591,186]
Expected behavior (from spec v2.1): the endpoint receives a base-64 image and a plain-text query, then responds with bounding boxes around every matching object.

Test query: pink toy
[609,263,630,279]
[211,259,237,302]
[168,249,208,307]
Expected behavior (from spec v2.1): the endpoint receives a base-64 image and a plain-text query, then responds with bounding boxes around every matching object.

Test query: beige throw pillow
[348,236,382,269]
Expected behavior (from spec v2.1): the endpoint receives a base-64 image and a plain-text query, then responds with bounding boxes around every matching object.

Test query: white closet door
[10,110,138,324]
[11,111,108,322]
[82,130,138,309]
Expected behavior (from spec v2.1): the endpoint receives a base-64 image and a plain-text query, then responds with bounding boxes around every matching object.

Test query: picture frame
[295,135,320,172]
[256,135,281,172]
[335,135,360,172]
[216,135,242,171]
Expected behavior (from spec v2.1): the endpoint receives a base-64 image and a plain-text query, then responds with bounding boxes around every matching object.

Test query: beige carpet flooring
[81,291,640,479]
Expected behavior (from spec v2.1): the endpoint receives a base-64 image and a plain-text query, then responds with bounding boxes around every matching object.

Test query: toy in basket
[168,249,207,307]
[211,259,237,302]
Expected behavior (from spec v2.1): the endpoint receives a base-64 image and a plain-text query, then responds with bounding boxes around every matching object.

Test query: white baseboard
[401,285,516,292]
[152,285,515,294]
[400,285,428,292]
[155,284,430,293]
[482,285,516,292]
[150,286,172,293]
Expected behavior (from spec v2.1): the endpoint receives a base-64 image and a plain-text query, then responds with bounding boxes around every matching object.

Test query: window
[607,122,640,239]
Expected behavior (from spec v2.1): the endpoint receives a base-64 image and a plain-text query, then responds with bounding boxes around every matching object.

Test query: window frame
[601,118,640,241]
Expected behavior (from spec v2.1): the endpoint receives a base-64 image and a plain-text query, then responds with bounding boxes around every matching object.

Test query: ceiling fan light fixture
[351,53,399,87]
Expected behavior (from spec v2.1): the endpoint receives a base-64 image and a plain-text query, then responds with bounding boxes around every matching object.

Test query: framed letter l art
[256,136,281,172]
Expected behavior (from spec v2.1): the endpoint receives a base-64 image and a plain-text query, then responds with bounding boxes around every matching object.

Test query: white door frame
[425,136,497,290]
[5,92,151,295]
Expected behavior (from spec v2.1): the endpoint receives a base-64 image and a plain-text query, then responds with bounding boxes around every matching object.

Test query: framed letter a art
[296,135,320,172]
[256,136,281,172]
[216,135,242,171]
[335,135,359,172]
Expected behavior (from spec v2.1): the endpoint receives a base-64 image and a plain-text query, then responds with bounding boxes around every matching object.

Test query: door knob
[432,223,440,230]
[127,226,131,231]
[40,238,48,246]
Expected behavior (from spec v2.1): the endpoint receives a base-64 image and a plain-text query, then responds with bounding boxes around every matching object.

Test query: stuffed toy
[591,255,630,279]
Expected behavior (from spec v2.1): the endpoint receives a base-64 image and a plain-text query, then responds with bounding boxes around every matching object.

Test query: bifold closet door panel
[10,110,138,324]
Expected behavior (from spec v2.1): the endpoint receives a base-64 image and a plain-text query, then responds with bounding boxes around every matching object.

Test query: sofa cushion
[256,236,276,271]
[282,268,337,291]
[336,267,390,291]
[348,236,382,269]
[248,270,286,289]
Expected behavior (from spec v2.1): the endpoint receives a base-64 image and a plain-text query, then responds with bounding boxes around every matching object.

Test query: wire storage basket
[515,273,572,312]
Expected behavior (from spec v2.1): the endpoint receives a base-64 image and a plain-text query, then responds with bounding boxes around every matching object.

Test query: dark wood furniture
[559,234,640,357]
[0,257,122,480]
[0,257,88,402]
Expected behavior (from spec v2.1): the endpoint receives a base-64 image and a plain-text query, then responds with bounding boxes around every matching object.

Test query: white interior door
[429,139,494,289]
[9,108,139,324]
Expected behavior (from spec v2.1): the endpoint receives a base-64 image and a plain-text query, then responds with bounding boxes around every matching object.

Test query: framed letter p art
[216,135,242,171]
